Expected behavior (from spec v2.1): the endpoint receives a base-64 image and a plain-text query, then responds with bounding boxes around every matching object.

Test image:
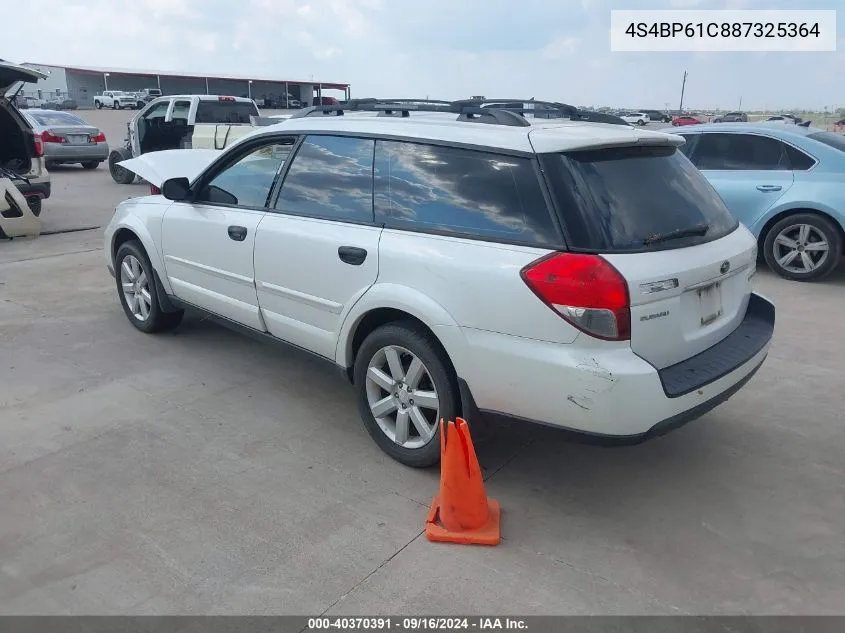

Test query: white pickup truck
[108,94,265,184]
[94,91,139,110]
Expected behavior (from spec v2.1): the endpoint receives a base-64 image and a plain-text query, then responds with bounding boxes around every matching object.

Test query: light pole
[678,70,688,112]
[248,80,253,100]
[104,72,110,92]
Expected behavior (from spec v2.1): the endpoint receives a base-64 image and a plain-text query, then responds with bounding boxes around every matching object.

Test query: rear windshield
[541,145,738,253]
[808,131,845,153]
[28,111,86,126]
[195,100,260,124]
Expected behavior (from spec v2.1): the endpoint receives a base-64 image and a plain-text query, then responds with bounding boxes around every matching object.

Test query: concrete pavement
[1,108,844,615]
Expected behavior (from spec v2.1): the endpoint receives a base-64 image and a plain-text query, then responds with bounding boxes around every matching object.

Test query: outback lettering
[641,310,670,322]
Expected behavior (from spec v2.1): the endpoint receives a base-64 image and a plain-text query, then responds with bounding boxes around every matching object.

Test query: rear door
[684,132,794,229]
[253,134,380,359]
[541,145,756,370]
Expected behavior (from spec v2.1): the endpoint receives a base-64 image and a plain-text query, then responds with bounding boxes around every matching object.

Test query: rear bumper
[658,293,775,398]
[456,292,775,439]
[44,143,110,162]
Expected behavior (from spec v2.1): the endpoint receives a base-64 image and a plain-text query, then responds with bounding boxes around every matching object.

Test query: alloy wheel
[365,345,440,449]
[773,223,829,274]
[119,255,152,321]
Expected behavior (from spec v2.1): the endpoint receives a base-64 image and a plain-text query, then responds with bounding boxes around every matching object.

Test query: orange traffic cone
[425,418,501,545]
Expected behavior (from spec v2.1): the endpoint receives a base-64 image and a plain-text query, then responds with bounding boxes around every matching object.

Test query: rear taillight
[41,130,65,144]
[150,184,161,195]
[33,134,44,157]
[91,132,106,143]
[521,253,631,341]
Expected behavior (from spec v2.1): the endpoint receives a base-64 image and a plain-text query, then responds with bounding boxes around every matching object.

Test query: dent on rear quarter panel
[565,352,619,411]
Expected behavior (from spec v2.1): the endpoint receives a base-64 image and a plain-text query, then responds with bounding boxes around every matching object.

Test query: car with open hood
[0,59,51,224]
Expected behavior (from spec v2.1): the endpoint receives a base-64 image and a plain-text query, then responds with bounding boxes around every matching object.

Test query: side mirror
[161,177,191,201]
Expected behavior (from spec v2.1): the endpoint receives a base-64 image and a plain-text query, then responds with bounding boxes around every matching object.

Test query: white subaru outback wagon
[104,99,775,467]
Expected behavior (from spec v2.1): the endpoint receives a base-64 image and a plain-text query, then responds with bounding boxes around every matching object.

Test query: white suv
[104,99,775,467]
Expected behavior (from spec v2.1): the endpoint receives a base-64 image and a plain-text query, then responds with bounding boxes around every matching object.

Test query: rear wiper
[643,223,709,245]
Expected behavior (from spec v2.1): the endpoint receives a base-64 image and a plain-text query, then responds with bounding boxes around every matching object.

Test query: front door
[160,138,293,330]
[253,134,381,359]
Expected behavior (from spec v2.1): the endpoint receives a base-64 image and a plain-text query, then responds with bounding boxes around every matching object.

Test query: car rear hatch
[0,60,47,99]
[537,139,758,371]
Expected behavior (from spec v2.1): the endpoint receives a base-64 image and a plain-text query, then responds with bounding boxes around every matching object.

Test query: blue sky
[12,0,844,110]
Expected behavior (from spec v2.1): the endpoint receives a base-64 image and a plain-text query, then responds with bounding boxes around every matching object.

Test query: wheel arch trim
[334,283,470,377]
[109,214,173,295]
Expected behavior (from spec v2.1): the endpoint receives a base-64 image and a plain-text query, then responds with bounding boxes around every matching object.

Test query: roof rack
[288,98,629,127]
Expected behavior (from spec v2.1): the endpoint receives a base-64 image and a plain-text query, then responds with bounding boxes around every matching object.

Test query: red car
[312,96,340,106]
[672,115,702,126]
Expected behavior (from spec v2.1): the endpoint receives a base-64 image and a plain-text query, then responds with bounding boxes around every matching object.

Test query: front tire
[763,213,842,281]
[353,322,459,468]
[112,101,119,110]
[114,240,183,333]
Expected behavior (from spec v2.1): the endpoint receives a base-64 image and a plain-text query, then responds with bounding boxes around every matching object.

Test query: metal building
[20,63,350,109]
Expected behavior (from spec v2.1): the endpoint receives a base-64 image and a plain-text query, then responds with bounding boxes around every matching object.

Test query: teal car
[667,123,845,281]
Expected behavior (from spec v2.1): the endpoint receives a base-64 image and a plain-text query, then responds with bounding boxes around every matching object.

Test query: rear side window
[784,145,816,170]
[541,145,738,253]
[195,100,259,124]
[28,111,86,126]
[692,133,790,170]
[274,135,375,223]
[374,140,559,245]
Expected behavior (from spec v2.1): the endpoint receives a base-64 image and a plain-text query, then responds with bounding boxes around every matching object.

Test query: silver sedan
[23,109,109,170]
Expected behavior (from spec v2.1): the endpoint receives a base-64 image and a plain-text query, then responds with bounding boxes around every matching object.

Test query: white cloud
[542,37,582,60]
[7,0,842,109]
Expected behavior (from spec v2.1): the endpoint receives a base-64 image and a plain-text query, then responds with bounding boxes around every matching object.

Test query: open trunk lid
[0,60,47,99]
[539,142,755,370]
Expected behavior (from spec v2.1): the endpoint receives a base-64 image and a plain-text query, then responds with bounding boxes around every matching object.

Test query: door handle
[227,225,247,241]
[338,246,368,266]
[756,185,782,192]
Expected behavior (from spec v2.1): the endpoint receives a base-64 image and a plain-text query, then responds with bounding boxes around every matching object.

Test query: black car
[714,111,748,123]
[639,109,672,123]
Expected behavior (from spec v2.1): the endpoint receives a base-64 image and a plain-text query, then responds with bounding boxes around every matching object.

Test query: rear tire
[763,213,842,281]
[114,240,183,333]
[95,101,102,109]
[353,322,459,468]
[109,149,135,184]
[81,161,100,170]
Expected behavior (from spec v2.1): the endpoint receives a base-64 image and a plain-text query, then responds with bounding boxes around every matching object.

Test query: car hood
[118,149,221,187]
[1,60,47,97]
